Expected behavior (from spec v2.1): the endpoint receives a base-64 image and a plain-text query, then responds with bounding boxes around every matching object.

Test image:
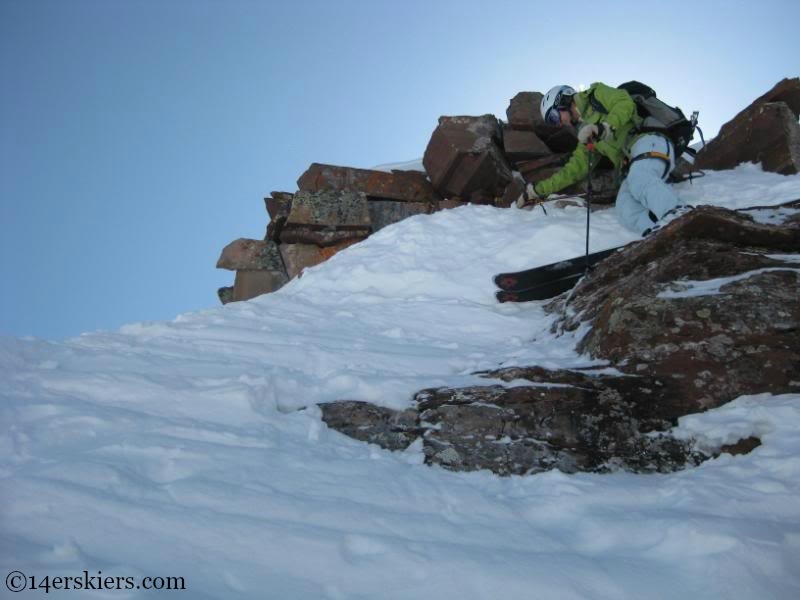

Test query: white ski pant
[614,134,680,235]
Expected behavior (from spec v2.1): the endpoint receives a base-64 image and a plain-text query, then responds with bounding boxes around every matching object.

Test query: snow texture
[2,164,800,599]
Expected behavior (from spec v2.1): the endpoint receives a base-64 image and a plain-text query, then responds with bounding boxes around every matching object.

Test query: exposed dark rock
[498,178,525,209]
[506,91,544,131]
[320,367,708,476]
[297,163,440,203]
[515,154,570,179]
[718,436,762,457]
[423,115,513,201]
[415,374,704,475]
[554,205,800,414]
[534,123,579,154]
[217,286,234,305]
[318,401,421,451]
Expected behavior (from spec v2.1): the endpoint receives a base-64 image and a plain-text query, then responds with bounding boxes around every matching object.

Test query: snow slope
[2,164,800,599]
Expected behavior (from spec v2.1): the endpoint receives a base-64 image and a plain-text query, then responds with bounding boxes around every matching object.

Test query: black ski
[494,245,623,293]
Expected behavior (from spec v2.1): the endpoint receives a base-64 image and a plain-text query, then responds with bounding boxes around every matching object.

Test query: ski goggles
[544,91,574,125]
[544,106,564,125]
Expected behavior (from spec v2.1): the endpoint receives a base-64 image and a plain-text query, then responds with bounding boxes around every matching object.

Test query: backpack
[589,81,700,159]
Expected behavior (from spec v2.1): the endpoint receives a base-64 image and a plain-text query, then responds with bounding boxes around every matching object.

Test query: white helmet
[541,85,577,124]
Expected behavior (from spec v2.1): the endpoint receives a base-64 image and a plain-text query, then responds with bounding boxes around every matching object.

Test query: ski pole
[585,143,595,273]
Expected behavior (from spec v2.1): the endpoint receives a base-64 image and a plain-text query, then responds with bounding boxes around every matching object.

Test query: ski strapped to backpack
[587,81,704,162]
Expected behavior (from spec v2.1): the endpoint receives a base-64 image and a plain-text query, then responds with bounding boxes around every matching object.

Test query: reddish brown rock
[515,154,570,179]
[368,200,432,232]
[506,91,544,131]
[264,192,294,242]
[232,269,289,302]
[498,178,525,209]
[502,128,552,162]
[747,77,800,119]
[281,190,372,246]
[423,114,513,200]
[297,163,439,203]
[695,101,800,174]
[265,192,293,220]
[279,240,361,279]
[535,123,579,154]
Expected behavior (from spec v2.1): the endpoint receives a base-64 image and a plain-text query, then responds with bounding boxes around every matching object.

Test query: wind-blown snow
[2,164,800,599]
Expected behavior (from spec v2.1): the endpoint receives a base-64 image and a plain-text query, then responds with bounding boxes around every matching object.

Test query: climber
[518,83,685,235]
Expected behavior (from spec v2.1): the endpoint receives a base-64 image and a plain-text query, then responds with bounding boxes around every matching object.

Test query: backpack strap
[628,150,672,179]
[587,90,609,115]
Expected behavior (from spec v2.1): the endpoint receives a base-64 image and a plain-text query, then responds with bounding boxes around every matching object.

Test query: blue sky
[2,0,798,339]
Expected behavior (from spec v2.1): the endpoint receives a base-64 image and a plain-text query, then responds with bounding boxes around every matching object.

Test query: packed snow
[2,164,800,599]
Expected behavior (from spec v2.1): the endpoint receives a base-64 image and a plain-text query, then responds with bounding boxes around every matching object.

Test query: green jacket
[533,82,640,197]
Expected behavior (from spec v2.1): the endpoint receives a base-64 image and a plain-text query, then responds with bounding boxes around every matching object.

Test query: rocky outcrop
[218,78,799,304]
[321,202,800,475]
[280,240,361,280]
[297,163,439,203]
[322,365,707,476]
[280,190,372,247]
[217,174,444,303]
[501,127,553,162]
[695,78,800,174]
[217,239,285,271]
[422,115,513,203]
[216,239,288,301]
[506,91,544,131]
[554,204,800,414]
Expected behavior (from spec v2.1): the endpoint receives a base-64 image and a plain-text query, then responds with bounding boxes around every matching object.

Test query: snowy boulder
[321,366,707,476]
[416,367,707,475]
[558,203,800,413]
[317,401,420,452]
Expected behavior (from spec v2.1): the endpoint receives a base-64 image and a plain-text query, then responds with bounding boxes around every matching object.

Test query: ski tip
[495,291,519,303]
[494,275,519,290]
